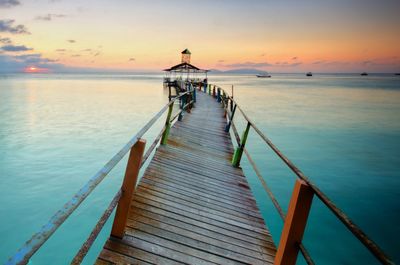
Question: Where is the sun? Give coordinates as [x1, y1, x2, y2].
[24, 66, 49, 73]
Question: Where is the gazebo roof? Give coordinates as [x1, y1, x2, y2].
[181, 49, 191, 54]
[163, 62, 209, 73]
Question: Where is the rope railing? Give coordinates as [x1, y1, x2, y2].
[231, 120, 315, 265]
[7, 90, 194, 265]
[208, 84, 394, 265]
[71, 122, 171, 264]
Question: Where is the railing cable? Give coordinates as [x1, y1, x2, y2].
[217, 85, 393, 265]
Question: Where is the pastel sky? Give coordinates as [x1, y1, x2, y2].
[0, 0, 399, 73]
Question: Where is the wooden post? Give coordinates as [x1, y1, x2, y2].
[274, 179, 314, 265]
[187, 93, 192, 113]
[225, 103, 237, 132]
[213, 87, 216, 97]
[232, 122, 250, 167]
[193, 84, 197, 103]
[161, 103, 174, 145]
[217, 88, 221, 102]
[208, 84, 211, 95]
[111, 139, 146, 238]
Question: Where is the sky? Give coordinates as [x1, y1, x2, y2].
[0, 0, 399, 73]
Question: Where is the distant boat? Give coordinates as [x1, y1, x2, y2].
[361, 72, 368, 76]
[256, 73, 271, 78]
[306, 72, 312, 77]
[395, 73, 400, 76]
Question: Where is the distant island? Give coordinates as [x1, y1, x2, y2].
[210, 68, 269, 75]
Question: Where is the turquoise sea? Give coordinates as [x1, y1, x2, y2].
[0, 73, 399, 264]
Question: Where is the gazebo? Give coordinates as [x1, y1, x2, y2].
[163, 49, 209, 100]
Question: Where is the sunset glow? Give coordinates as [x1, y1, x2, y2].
[23, 66, 48, 73]
[1, 0, 399, 73]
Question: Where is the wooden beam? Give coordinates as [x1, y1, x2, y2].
[232, 122, 251, 167]
[161, 104, 174, 145]
[274, 179, 314, 265]
[111, 139, 146, 238]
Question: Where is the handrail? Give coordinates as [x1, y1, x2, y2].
[231, 120, 315, 265]
[211, 84, 394, 265]
[71, 190, 122, 264]
[7, 91, 192, 265]
[72, 123, 168, 264]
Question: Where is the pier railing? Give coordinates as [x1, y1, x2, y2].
[8, 81, 394, 265]
[203, 83, 394, 265]
[7, 90, 195, 265]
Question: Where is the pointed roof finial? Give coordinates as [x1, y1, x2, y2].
[181, 49, 191, 54]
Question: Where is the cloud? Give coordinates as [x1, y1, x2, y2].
[217, 59, 225, 63]
[0, 0, 20, 8]
[0, 19, 30, 34]
[67, 39, 76, 43]
[312, 60, 325, 65]
[129, 57, 135, 61]
[0, 53, 65, 72]
[311, 60, 350, 66]
[81, 48, 92, 52]
[362, 60, 374, 66]
[0, 36, 12, 44]
[14, 53, 57, 64]
[292, 57, 298, 60]
[1, 44, 32, 52]
[55, 48, 66, 52]
[71, 54, 80, 57]
[94, 52, 100, 56]
[223, 61, 302, 68]
[260, 53, 266, 57]
[35, 14, 66, 21]
[224, 61, 272, 68]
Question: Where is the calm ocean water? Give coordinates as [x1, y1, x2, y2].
[0, 73, 399, 264]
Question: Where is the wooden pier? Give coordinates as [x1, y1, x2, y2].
[8, 81, 394, 265]
[96, 91, 276, 264]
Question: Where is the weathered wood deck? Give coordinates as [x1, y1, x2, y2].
[96, 92, 277, 264]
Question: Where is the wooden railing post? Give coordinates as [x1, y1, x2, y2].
[232, 122, 250, 167]
[274, 179, 314, 265]
[208, 84, 211, 95]
[111, 139, 146, 238]
[213, 86, 216, 97]
[178, 94, 184, 121]
[225, 103, 237, 132]
[192, 84, 197, 103]
[217, 88, 221, 102]
[187, 92, 192, 113]
[161, 103, 174, 145]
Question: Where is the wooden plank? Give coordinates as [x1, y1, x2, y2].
[104, 239, 183, 265]
[126, 220, 271, 265]
[98, 248, 152, 265]
[129, 206, 276, 252]
[96, 91, 276, 264]
[131, 198, 272, 243]
[145, 164, 255, 200]
[125, 230, 242, 265]
[139, 179, 262, 216]
[144, 167, 257, 206]
[138, 185, 265, 225]
[133, 191, 269, 233]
